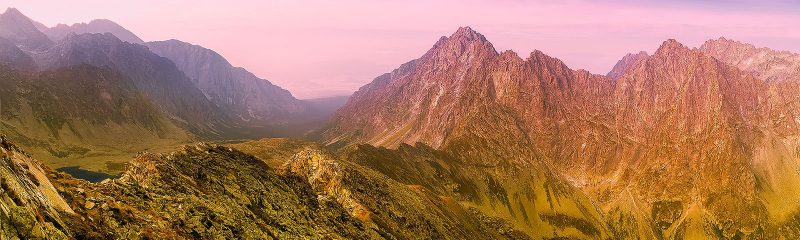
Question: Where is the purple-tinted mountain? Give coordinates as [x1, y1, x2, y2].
[0, 38, 36, 69]
[0, 8, 52, 50]
[144, 40, 307, 123]
[0, 9, 224, 136]
[43, 19, 144, 44]
[32, 33, 226, 136]
[0, 8, 348, 140]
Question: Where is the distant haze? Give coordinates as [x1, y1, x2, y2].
[4, 0, 799, 98]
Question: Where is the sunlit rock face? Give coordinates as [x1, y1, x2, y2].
[322, 27, 800, 238]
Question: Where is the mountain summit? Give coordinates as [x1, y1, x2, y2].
[321, 27, 620, 238]
[700, 37, 800, 83]
[44, 19, 144, 43]
[0, 8, 52, 50]
[607, 51, 648, 79]
[323, 27, 613, 155]
[426, 26, 498, 63]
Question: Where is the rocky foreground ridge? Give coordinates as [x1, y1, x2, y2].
[0, 135, 547, 239]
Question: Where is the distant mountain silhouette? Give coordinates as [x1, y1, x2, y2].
[144, 40, 307, 124]
[0, 8, 53, 50]
[44, 18, 145, 43]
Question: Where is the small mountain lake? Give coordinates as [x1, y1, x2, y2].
[56, 166, 117, 183]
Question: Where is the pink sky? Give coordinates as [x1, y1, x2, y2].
[4, 0, 800, 98]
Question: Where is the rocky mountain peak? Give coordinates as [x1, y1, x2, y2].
[654, 39, 691, 57]
[528, 49, 568, 67]
[0, 7, 52, 50]
[0, 7, 45, 32]
[700, 37, 800, 83]
[628, 51, 649, 58]
[2, 8, 28, 20]
[53, 32, 128, 52]
[0, 8, 37, 31]
[451, 26, 485, 42]
[88, 19, 117, 25]
[43, 18, 144, 44]
[701, 37, 756, 53]
[607, 51, 649, 79]
[425, 26, 498, 61]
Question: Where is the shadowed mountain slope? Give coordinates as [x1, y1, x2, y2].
[0, 65, 191, 172]
[34, 33, 227, 136]
[144, 40, 308, 125]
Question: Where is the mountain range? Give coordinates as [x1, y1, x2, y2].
[0, 8, 345, 173]
[0, 6, 799, 239]
[319, 27, 800, 238]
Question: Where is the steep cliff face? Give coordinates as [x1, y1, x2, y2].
[558, 39, 800, 238]
[144, 40, 308, 124]
[583, 39, 775, 239]
[699, 37, 800, 238]
[0, 136, 73, 239]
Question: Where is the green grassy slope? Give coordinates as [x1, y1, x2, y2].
[0, 65, 192, 174]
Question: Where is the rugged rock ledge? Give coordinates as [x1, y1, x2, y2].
[0, 135, 535, 239]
